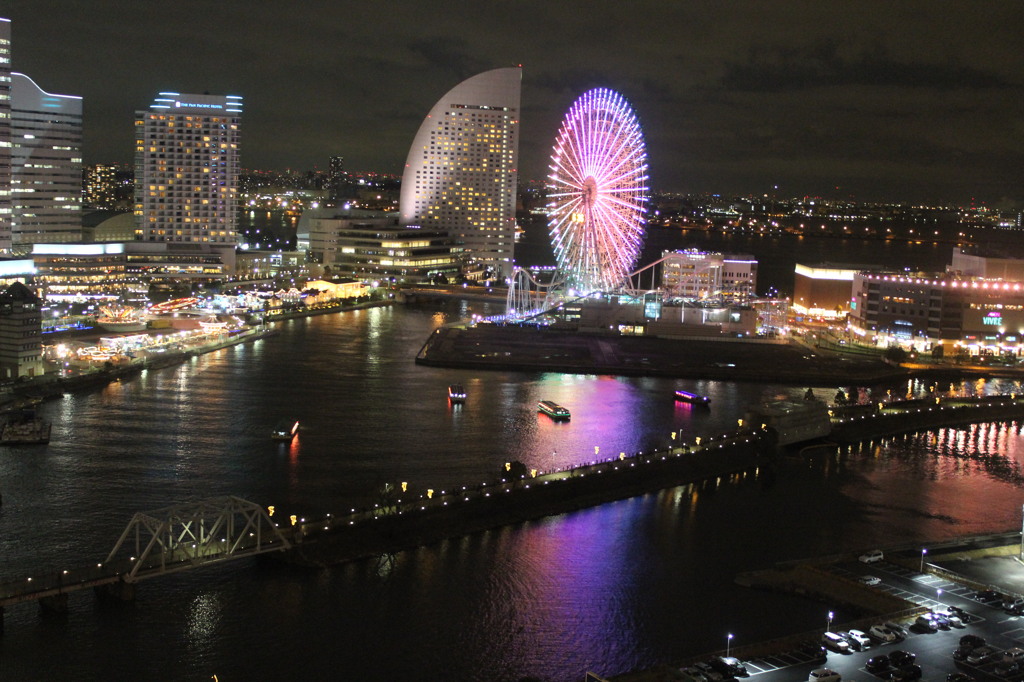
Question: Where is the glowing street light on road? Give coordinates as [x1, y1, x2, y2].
[920, 548, 928, 572]
[726, 633, 733, 657]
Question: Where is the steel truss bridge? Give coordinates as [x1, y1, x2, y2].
[0, 496, 289, 613]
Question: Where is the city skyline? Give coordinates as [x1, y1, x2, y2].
[1, 1, 1021, 206]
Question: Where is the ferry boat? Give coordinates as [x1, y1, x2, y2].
[447, 384, 466, 403]
[271, 419, 300, 441]
[674, 389, 711, 406]
[537, 400, 570, 420]
[1, 410, 51, 445]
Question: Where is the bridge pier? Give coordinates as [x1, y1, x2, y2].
[39, 592, 68, 614]
[95, 579, 136, 602]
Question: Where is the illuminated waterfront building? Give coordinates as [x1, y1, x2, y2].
[301, 207, 460, 283]
[399, 67, 520, 279]
[661, 249, 756, 301]
[134, 92, 241, 247]
[10, 72, 82, 246]
[792, 262, 880, 318]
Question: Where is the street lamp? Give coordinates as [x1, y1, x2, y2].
[937, 588, 943, 606]
[920, 548, 928, 572]
[826, 610, 833, 633]
[726, 633, 734, 658]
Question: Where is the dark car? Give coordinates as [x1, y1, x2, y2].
[1002, 597, 1024, 611]
[884, 621, 909, 641]
[947, 674, 974, 682]
[891, 664, 923, 682]
[960, 634, 986, 649]
[954, 645, 979, 661]
[708, 656, 747, 678]
[866, 654, 891, 673]
[966, 645, 1000, 665]
[994, 660, 1021, 678]
[1007, 602, 1024, 615]
[973, 589, 1002, 603]
[798, 641, 828, 662]
[889, 650, 916, 668]
[932, 612, 952, 629]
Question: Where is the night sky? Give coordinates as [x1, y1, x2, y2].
[4, 1, 1022, 205]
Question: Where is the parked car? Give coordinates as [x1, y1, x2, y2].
[888, 650, 916, 668]
[937, 610, 965, 628]
[966, 645, 1000, 665]
[865, 654, 891, 673]
[1002, 647, 1024, 663]
[947, 674, 974, 682]
[1002, 597, 1024, 611]
[1007, 602, 1024, 616]
[859, 575, 881, 586]
[808, 668, 841, 682]
[822, 632, 851, 654]
[993, 660, 1021, 678]
[691, 661, 724, 681]
[708, 656, 747, 678]
[931, 612, 952, 629]
[891, 664, 923, 681]
[797, 641, 828, 662]
[973, 589, 1002, 603]
[884, 621, 909, 641]
[859, 549, 884, 563]
[844, 629, 871, 651]
[913, 613, 938, 632]
[960, 634, 986, 649]
[953, 645, 975, 662]
[869, 625, 897, 643]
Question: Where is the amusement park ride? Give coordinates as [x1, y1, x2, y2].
[506, 87, 651, 321]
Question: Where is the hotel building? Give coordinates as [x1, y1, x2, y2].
[9, 72, 82, 246]
[0, 18, 13, 253]
[399, 67, 520, 279]
[134, 92, 241, 247]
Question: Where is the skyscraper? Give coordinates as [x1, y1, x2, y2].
[134, 92, 241, 245]
[84, 163, 118, 209]
[10, 72, 82, 246]
[399, 67, 520, 279]
[0, 18, 13, 253]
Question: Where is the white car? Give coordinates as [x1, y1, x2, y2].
[868, 624, 897, 643]
[845, 629, 872, 650]
[859, 575, 881, 586]
[859, 549, 884, 563]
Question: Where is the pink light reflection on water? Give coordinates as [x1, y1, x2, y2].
[842, 421, 1024, 543]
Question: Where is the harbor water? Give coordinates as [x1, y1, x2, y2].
[2, 301, 1024, 681]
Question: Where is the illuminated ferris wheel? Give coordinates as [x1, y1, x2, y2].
[547, 88, 649, 293]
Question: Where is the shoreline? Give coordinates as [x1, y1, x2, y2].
[0, 297, 394, 412]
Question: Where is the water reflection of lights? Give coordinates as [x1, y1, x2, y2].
[186, 593, 222, 646]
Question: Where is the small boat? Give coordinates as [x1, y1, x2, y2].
[674, 390, 711, 406]
[448, 384, 466, 403]
[538, 400, 570, 420]
[271, 419, 300, 441]
[1, 410, 51, 445]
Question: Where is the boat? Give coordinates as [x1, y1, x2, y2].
[271, 419, 300, 441]
[1, 410, 51, 445]
[448, 384, 466, 403]
[537, 400, 570, 420]
[674, 389, 711, 406]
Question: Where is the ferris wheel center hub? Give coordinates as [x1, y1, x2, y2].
[582, 176, 598, 208]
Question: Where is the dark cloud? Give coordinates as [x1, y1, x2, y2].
[720, 40, 1010, 92]
[2, 0, 1022, 203]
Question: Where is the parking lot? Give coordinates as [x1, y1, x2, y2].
[700, 553, 1024, 682]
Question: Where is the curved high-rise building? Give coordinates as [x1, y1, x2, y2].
[399, 67, 520, 279]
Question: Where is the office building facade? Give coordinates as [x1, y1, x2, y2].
[10, 72, 82, 246]
[399, 67, 520, 279]
[134, 92, 241, 246]
[0, 18, 12, 253]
